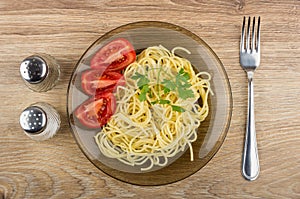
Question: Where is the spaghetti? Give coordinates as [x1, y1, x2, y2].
[94, 45, 212, 171]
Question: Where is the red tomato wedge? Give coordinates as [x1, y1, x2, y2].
[81, 69, 125, 96]
[90, 38, 136, 71]
[74, 92, 116, 129]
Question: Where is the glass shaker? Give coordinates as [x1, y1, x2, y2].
[20, 53, 60, 92]
[19, 102, 61, 141]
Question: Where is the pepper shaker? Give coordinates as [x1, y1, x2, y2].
[20, 53, 60, 92]
[19, 102, 61, 141]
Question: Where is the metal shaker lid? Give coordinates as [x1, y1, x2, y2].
[19, 106, 47, 134]
[20, 56, 48, 84]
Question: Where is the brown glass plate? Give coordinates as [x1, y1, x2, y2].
[67, 21, 232, 186]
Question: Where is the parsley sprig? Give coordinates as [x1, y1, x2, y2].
[131, 67, 194, 112]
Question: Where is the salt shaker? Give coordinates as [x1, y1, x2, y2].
[20, 53, 60, 92]
[19, 102, 61, 141]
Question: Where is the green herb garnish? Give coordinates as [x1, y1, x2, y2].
[132, 72, 150, 101]
[132, 67, 194, 112]
[171, 105, 186, 113]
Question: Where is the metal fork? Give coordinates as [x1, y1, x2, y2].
[240, 16, 261, 181]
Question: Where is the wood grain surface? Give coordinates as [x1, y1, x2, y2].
[0, 0, 299, 198]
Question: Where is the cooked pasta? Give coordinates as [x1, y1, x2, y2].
[94, 45, 212, 171]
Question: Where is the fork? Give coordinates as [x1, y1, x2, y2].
[240, 16, 261, 181]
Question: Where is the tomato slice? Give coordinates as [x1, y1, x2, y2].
[90, 38, 136, 71]
[81, 69, 125, 96]
[74, 92, 116, 129]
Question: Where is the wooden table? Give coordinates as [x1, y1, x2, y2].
[0, 1, 299, 198]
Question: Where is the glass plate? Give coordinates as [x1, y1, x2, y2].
[67, 21, 232, 185]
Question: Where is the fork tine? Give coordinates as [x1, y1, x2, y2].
[240, 16, 246, 51]
[246, 16, 251, 51]
[251, 17, 256, 52]
[256, 16, 261, 51]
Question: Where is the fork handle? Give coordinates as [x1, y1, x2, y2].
[242, 71, 260, 181]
